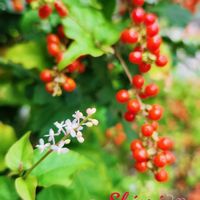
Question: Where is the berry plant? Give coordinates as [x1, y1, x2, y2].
[0, 0, 199, 199]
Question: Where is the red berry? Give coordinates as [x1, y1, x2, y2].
[54, 1, 68, 17]
[141, 123, 154, 137]
[129, 51, 143, 65]
[67, 60, 81, 73]
[148, 104, 163, 120]
[144, 13, 157, 25]
[38, 4, 52, 19]
[120, 29, 139, 44]
[124, 111, 135, 122]
[146, 23, 159, 37]
[154, 169, 168, 182]
[132, 148, 148, 162]
[40, 69, 53, 82]
[47, 43, 61, 57]
[164, 151, 176, 165]
[62, 78, 76, 92]
[152, 121, 159, 131]
[156, 55, 168, 67]
[132, 75, 144, 89]
[132, 0, 144, 6]
[153, 153, 167, 167]
[139, 92, 148, 99]
[135, 161, 147, 172]
[138, 62, 151, 73]
[57, 25, 65, 39]
[147, 35, 162, 52]
[127, 99, 141, 114]
[47, 34, 60, 45]
[56, 52, 64, 63]
[130, 139, 143, 151]
[116, 89, 129, 103]
[157, 137, 174, 150]
[144, 83, 159, 97]
[45, 82, 54, 94]
[131, 8, 145, 24]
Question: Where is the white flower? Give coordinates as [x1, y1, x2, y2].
[89, 119, 99, 126]
[72, 111, 84, 123]
[51, 141, 69, 154]
[36, 139, 50, 153]
[84, 122, 93, 127]
[45, 128, 59, 144]
[76, 132, 84, 143]
[54, 121, 66, 135]
[65, 119, 78, 137]
[86, 108, 96, 115]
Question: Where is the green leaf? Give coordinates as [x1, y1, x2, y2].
[15, 176, 37, 200]
[5, 132, 33, 172]
[31, 150, 92, 187]
[0, 176, 18, 200]
[58, 0, 120, 69]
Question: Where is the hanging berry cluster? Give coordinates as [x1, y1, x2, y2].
[27, 0, 86, 96]
[115, 0, 175, 182]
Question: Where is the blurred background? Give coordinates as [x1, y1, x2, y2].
[0, 0, 200, 199]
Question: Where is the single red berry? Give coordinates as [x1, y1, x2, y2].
[67, 60, 81, 73]
[47, 34, 60, 45]
[54, 1, 68, 17]
[132, 0, 144, 6]
[129, 51, 143, 65]
[138, 62, 151, 73]
[38, 4, 52, 19]
[139, 92, 148, 99]
[134, 46, 143, 52]
[130, 139, 143, 151]
[134, 161, 147, 172]
[157, 137, 174, 150]
[151, 48, 160, 56]
[45, 82, 54, 94]
[132, 75, 144, 89]
[153, 153, 167, 167]
[156, 55, 168, 67]
[131, 8, 145, 24]
[62, 78, 76, 92]
[132, 148, 148, 162]
[152, 121, 159, 131]
[116, 89, 130, 103]
[144, 83, 159, 97]
[141, 123, 154, 137]
[40, 69, 53, 82]
[164, 151, 176, 165]
[124, 111, 135, 122]
[144, 13, 157, 25]
[57, 25, 65, 39]
[147, 35, 162, 52]
[56, 52, 64, 63]
[120, 29, 139, 44]
[148, 104, 163, 120]
[154, 169, 168, 182]
[127, 99, 141, 114]
[146, 23, 159, 37]
[78, 63, 85, 73]
[47, 43, 61, 57]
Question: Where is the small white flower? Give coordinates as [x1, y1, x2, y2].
[65, 139, 71, 144]
[72, 111, 84, 123]
[36, 139, 50, 153]
[65, 119, 78, 137]
[89, 119, 99, 126]
[51, 141, 69, 154]
[86, 108, 96, 115]
[76, 132, 84, 143]
[54, 121, 66, 135]
[84, 122, 93, 127]
[45, 129, 59, 144]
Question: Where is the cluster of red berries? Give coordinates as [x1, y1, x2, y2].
[26, 0, 68, 19]
[116, 0, 175, 182]
[121, 0, 168, 73]
[105, 123, 127, 146]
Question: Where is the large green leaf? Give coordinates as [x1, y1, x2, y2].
[0, 177, 18, 200]
[58, 0, 120, 69]
[5, 132, 33, 172]
[15, 176, 37, 200]
[31, 150, 92, 187]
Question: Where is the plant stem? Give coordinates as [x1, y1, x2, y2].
[23, 115, 91, 179]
